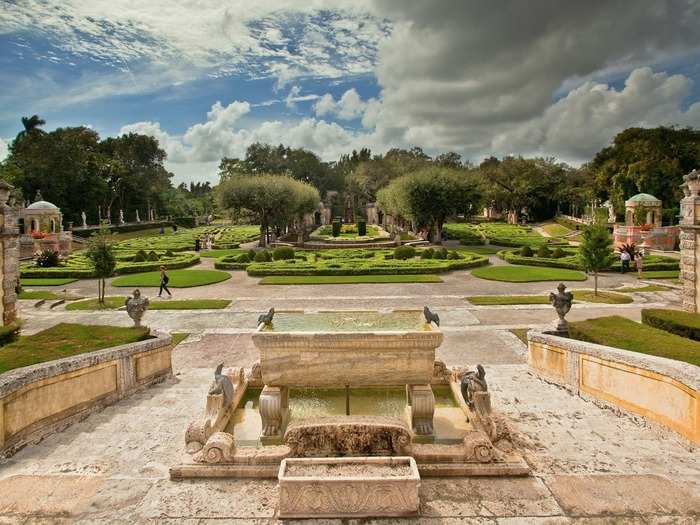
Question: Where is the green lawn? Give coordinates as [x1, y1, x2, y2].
[509, 328, 530, 345]
[171, 333, 190, 346]
[570, 290, 633, 304]
[457, 245, 503, 255]
[0, 323, 151, 374]
[21, 277, 78, 286]
[259, 274, 444, 285]
[616, 285, 670, 293]
[199, 249, 245, 258]
[569, 316, 700, 366]
[541, 222, 571, 237]
[470, 264, 587, 282]
[18, 290, 61, 300]
[111, 269, 231, 288]
[66, 297, 231, 310]
[639, 270, 680, 280]
[467, 295, 550, 305]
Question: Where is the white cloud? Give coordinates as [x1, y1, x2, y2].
[285, 86, 320, 109]
[313, 88, 369, 121]
[0, 138, 8, 161]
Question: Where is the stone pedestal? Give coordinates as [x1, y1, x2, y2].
[259, 385, 288, 440]
[0, 182, 19, 326]
[408, 384, 435, 436]
[680, 171, 700, 312]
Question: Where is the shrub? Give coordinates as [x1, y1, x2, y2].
[433, 248, 448, 260]
[642, 309, 700, 341]
[421, 248, 435, 259]
[133, 250, 147, 262]
[273, 246, 295, 260]
[147, 251, 160, 262]
[520, 245, 533, 257]
[332, 221, 342, 237]
[394, 245, 416, 260]
[551, 247, 565, 259]
[384, 253, 394, 260]
[174, 217, 196, 228]
[165, 249, 175, 257]
[536, 244, 552, 258]
[35, 249, 59, 268]
[447, 250, 461, 260]
[248, 249, 256, 260]
[0, 322, 21, 346]
[254, 250, 272, 263]
[236, 253, 251, 263]
[357, 220, 367, 237]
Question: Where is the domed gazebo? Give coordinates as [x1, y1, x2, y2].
[19, 191, 72, 259]
[624, 193, 662, 228]
[614, 192, 678, 252]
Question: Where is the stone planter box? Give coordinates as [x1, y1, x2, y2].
[278, 456, 420, 518]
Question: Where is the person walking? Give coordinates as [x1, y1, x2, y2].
[620, 249, 631, 273]
[636, 252, 644, 278]
[158, 265, 172, 298]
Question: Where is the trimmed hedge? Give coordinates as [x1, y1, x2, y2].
[642, 308, 700, 341]
[0, 322, 21, 346]
[499, 248, 679, 272]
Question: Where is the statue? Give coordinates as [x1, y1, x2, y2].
[81, 211, 87, 228]
[208, 363, 234, 408]
[258, 307, 275, 326]
[423, 306, 440, 326]
[119, 209, 125, 224]
[136, 210, 140, 223]
[34, 190, 42, 202]
[125, 289, 149, 328]
[549, 283, 573, 333]
[460, 364, 487, 410]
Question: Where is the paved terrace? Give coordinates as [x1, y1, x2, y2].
[1, 264, 697, 522]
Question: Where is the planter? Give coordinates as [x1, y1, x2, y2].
[278, 456, 420, 518]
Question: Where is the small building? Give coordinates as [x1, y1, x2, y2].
[613, 192, 678, 252]
[19, 191, 72, 259]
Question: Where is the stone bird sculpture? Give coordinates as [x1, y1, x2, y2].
[423, 306, 440, 326]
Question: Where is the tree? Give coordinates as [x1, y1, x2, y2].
[578, 225, 615, 295]
[377, 167, 481, 243]
[18, 115, 46, 138]
[217, 174, 320, 246]
[86, 227, 117, 306]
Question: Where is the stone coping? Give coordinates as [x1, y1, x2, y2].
[0, 330, 172, 397]
[528, 330, 700, 392]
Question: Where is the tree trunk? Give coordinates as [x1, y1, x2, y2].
[594, 271, 598, 296]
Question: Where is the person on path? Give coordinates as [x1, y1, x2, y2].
[620, 250, 631, 273]
[158, 265, 172, 298]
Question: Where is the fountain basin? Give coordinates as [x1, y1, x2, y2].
[278, 456, 420, 518]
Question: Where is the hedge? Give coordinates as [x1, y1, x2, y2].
[71, 220, 172, 238]
[554, 216, 587, 232]
[642, 308, 700, 341]
[499, 248, 679, 272]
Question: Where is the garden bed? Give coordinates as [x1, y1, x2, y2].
[111, 269, 231, 288]
[259, 275, 443, 285]
[642, 308, 700, 341]
[443, 222, 569, 247]
[499, 247, 679, 272]
[470, 264, 587, 282]
[309, 224, 390, 243]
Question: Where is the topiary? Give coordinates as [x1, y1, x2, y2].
[357, 220, 367, 237]
[394, 245, 416, 260]
[147, 251, 160, 262]
[537, 244, 552, 258]
[447, 250, 461, 260]
[433, 248, 448, 260]
[332, 220, 342, 237]
[420, 248, 434, 259]
[165, 249, 175, 257]
[35, 249, 59, 268]
[520, 245, 533, 257]
[273, 246, 295, 260]
[248, 249, 256, 260]
[254, 250, 272, 262]
[235, 253, 251, 263]
[551, 247, 565, 259]
[134, 249, 147, 262]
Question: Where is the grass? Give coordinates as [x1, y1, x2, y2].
[0, 323, 151, 374]
[541, 222, 571, 237]
[569, 316, 700, 367]
[470, 264, 587, 282]
[467, 295, 550, 305]
[171, 333, 190, 346]
[199, 249, 245, 258]
[509, 328, 530, 345]
[616, 285, 670, 293]
[111, 269, 231, 288]
[639, 270, 680, 280]
[570, 290, 633, 304]
[21, 277, 78, 286]
[259, 274, 444, 285]
[457, 245, 503, 255]
[66, 297, 231, 310]
[18, 290, 61, 300]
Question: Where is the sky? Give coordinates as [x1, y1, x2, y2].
[1, 0, 700, 184]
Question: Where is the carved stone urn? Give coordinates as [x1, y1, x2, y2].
[125, 289, 149, 328]
[549, 283, 573, 334]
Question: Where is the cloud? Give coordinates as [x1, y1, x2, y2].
[0, 138, 8, 161]
[366, 0, 700, 160]
[285, 86, 320, 109]
[313, 88, 371, 121]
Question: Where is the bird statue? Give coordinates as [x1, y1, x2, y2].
[423, 306, 440, 326]
[208, 363, 234, 407]
[257, 307, 275, 326]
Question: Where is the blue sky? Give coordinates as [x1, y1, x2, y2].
[1, 1, 700, 183]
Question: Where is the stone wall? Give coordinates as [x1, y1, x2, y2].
[0, 332, 173, 458]
[0, 184, 19, 325]
[527, 330, 699, 445]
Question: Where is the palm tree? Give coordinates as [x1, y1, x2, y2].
[18, 115, 46, 138]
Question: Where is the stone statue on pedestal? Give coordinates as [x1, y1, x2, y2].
[81, 211, 87, 228]
[125, 289, 149, 328]
[119, 209, 124, 224]
[136, 210, 140, 223]
[549, 283, 573, 333]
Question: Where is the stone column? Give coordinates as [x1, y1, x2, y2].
[259, 385, 288, 441]
[409, 384, 435, 436]
[680, 169, 700, 312]
[0, 182, 19, 325]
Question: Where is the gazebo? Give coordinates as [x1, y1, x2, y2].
[624, 193, 662, 228]
[613, 192, 678, 252]
[19, 191, 72, 259]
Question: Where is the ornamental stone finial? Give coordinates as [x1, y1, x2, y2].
[125, 289, 149, 328]
[549, 283, 573, 334]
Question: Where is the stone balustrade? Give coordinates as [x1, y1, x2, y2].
[527, 330, 699, 445]
[0, 331, 173, 458]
